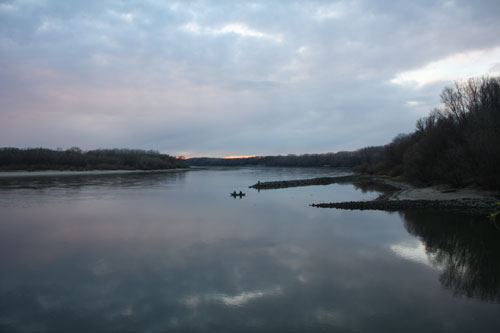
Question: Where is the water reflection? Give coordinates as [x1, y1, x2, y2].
[0, 168, 499, 332]
[351, 180, 399, 195]
[0, 170, 187, 191]
[400, 210, 500, 302]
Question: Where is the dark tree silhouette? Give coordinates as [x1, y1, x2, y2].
[375, 76, 500, 190]
[0, 148, 188, 171]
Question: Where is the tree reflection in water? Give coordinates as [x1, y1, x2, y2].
[400, 210, 500, 302]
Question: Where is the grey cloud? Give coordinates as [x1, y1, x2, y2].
[1, 0, 499, 155]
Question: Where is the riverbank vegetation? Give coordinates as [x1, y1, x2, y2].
[371, 76, 499, 189]
[0, 148, 188, 171]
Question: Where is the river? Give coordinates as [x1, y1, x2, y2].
[0, 167, 499, 332]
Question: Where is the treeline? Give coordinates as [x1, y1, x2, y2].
[0, 148, 188, 171]
[371, 76, 500, 189]
[189, 76, 500, 190]
[188, 147, 383, 169]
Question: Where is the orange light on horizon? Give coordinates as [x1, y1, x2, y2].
[223, 155, 259, 159]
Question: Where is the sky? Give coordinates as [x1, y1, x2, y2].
[1, 0, 499, 157]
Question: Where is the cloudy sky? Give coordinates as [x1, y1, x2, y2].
[1, 0, 499, 157]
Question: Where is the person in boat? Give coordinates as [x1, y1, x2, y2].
[239, 191, 244, 196]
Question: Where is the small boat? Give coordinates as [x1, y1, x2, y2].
[230, 191, 246, 197]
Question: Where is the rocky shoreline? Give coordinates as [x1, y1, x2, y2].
[311, 198, 497, 214]
[249, 175, 375, 189]
[250, 174, 499, 213]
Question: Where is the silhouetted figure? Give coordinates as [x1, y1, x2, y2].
[230, 191, 245, 199]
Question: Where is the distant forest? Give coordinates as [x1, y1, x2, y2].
[189, 76, 500, 190]
[187, 148, 382, 169]
[0, 148, 188, 171]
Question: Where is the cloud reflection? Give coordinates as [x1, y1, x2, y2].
[182, 287, 282, 308]
[390, 240, 436, 267]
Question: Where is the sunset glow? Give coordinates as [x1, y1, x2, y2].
[223, 155, 260, 159]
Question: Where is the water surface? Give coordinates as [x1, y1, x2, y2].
[0, 168, 499, 332]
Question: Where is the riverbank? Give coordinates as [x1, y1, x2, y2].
[250, 175, 500, 213]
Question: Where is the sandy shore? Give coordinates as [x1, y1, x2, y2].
[372, 177, 499, 202]
[314, 177, 499, 213]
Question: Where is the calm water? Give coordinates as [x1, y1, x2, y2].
[0, 167, 499, 332]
